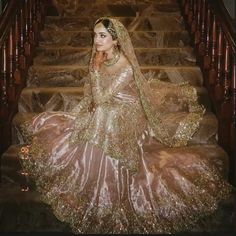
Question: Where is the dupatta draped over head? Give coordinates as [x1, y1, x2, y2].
[89, 17, 205, 147]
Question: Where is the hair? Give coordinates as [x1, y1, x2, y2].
[94, 18, 118, 40]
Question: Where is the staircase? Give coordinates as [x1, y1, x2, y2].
[0, 0, 234, 233]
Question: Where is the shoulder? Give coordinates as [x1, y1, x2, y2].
[119, 54, 131, 66]
[118, 54, 133, 72]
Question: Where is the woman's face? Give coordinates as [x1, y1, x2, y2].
[93, 22, 116, 52]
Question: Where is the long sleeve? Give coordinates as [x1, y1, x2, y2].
[91, 66, 133, 105]
[71, 75, 92, 114]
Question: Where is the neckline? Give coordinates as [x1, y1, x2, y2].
[103, 52, 120, 67]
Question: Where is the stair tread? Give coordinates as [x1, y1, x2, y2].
[20, 85, 208, 94]
[21, 86, 84, 93]
[9, 111, 218, 147]
[38, 46, 192, 50]
[12, 110, 217, 124]
[40, 30, 188, 33]
[0, 133, 224, 171]
[0, 183, 71, 232]
[49, 0, 179, 3]
[45, 1, 180, 17]
[30, 65, 200, 69]
[0, 184, 40, 203]
[0, 179, 233, 233]
[27, 65, 203, 87]
[17, 85, 212, 113]
[45, 15, 182, 19]
[2, 136, 221, 160]
[37, 46, 192, 50]
[33, 47, 196, 67]
[39, 30, 190, 48]
[44, 16, 185, 31]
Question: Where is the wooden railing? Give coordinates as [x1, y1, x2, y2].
[0, 0, 45, 155]
[180, 0, 236, 185]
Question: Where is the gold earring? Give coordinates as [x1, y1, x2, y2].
[113, 44, 119, 56]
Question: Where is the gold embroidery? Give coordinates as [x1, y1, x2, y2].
[17, 17, 233, 234]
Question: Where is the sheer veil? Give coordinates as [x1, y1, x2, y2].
[89, 17, 205, 147]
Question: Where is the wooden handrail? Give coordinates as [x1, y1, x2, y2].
[180, 0, 236, 185]
[0, 0, 45, 155]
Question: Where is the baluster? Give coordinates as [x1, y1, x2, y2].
[0, 0, 46, 155]
[230, 56, 236, 150]
[198, 0, 206, 56]
[203, 3, 211, 69]
[184, 0, 190, 17]
[32, 0, 39, 45]
[8, 26, 15, 103]
[19, 7, 26, 71]
[0, 42, 9, 119]
[214, 26, 223, 104]
[24, 0, 31, 58]
[36, 0, 43, 30]
[209, 14, 217, 86]
[191, 0, 198, 35]
[194, 0, 201, 46]
[187, 0, 194, 25]
[218, 40, 232, 154]
[14, 13, 22, 85]
[222, 40, 231, 103]
[29, 0, 35, 45]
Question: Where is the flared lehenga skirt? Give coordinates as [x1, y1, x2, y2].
[19, 112, 233, 234]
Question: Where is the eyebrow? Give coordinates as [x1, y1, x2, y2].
[94, 31, 107, 34]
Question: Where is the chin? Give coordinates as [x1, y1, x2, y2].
[96, 47, 103, 51]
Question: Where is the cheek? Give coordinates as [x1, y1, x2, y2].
[103, 38, 114, 48]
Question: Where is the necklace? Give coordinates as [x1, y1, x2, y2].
[104, 52, 120, 66]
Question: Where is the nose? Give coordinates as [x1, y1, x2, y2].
[94, 36, 100, 44]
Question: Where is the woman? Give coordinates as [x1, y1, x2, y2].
[19, 17, 233, 234]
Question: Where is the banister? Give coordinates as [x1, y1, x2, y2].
[0, 1, 20, 46]
[180, 0, 236, 186]
[209, 0, 235, 53]
[0, 0, 45, 155]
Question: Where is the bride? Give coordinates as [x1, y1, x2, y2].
[19, 17, 233, 233]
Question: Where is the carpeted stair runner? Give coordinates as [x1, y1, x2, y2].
[0, 0, 235, 233]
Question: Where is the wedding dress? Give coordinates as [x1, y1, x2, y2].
[19, 17, 233, 234]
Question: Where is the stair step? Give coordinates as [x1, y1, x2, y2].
[46, 2, 181, 17]
[45, 16, 185, 32]
[0, 183, 70, 232]
[27, 65, 203, 88]
[0, 179, 234, 233]
[0, 144, 34, 189]
[1, 167, 35, 190]
[1, 144, 23, 170]
[11, 111, 218, 146]
[34, 47, 195, 67]
[39, 30, 190, 48]
[11, 113, 37, 145]
[17, 85, 211, 113]
[49, 0, 179, 4]
[18, 87, 83, 113]
[0, 183, 39, 202]
[1, 139, 227, 190]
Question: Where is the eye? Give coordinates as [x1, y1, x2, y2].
[100, 34, 106, 38]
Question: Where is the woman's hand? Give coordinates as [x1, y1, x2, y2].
[93, 51, 107, 71]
